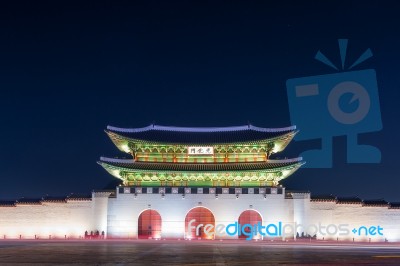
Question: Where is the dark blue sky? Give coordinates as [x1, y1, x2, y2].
[1, 1, 399, 201]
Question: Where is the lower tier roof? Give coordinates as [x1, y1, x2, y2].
[98, 157, 304, 172]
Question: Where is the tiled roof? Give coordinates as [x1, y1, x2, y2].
[310, 194, 336, 202]
[311, 196, 396, 207]
[286, 190, 310, 194]
[336, 197, 363, 204]
[363, 199, 388, 207]
[67, 193, 92, 201]
[16, 198, 42, 205]
[92, 189, 115, 193]
[107, 124, 296, 144]
[0, 194, 93, 206]
[41, 196, 68, 203]
[99, 157, 303, 172]
[0, 201, 16, 207]
[389, 202, 400, 209]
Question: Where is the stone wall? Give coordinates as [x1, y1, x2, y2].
[309, 201, 400, 242]
[0, 200, 93, 239]
[2, 188, 400, 242]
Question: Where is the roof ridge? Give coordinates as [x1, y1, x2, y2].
[107, 124, 296, 133]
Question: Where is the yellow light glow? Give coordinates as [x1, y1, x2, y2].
[120, 144, 131, 153]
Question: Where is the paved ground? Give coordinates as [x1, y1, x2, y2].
[0, 240, 400, 265]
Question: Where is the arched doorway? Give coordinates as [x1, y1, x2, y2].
[185, 207, 215, 239]
[238, 210, 262, 240]
[138, 210, 162, 239]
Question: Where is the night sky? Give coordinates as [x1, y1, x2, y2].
[1, 1, 399, 201]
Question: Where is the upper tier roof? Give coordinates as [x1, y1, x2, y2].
[106, 124, 297, 144]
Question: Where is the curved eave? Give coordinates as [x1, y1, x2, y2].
[106, 130, 132, 153]
[105, 130, 298, 154]
[98, 161, 126, 181]
[98, 160, 304, 185]
[271, 130, 298, 154]
[276, 162, 304, 182]
[98, 160, 304, 177]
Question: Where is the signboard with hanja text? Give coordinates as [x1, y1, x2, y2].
[188, 146, 214, 155]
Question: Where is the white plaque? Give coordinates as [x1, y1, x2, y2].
[188, 146, 214, 155]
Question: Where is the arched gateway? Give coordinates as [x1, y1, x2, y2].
[138, 210, 162, 239]
[185, 207, 215, 239]
[238, 210, 263, 240]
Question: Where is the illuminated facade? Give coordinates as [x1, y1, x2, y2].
[99, 124, 302, 187]
[1, 124, 400, 242]
[99, 124, 303, 239]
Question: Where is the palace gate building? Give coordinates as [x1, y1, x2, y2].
[1, 124, 400, 241]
